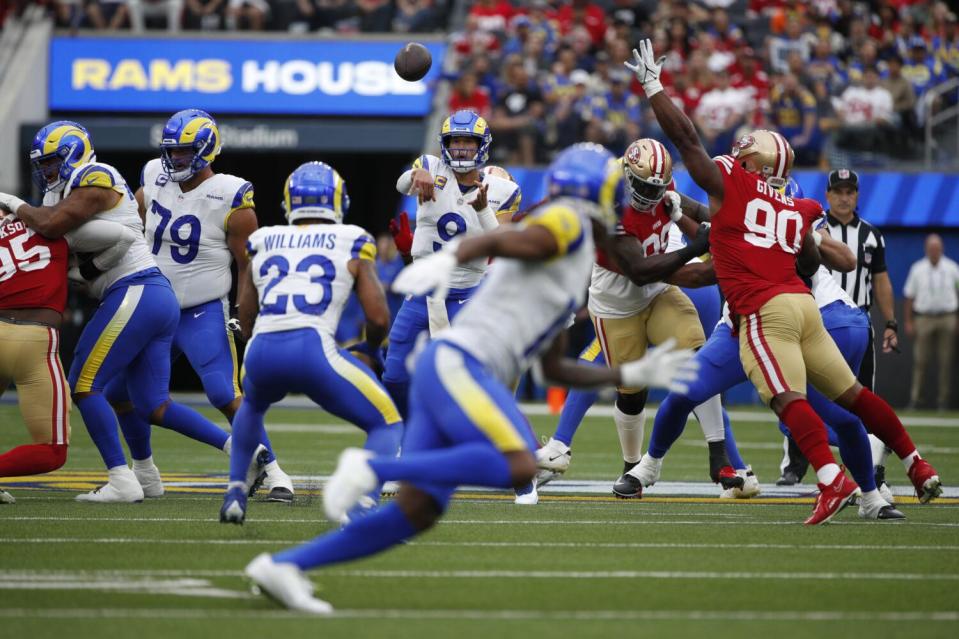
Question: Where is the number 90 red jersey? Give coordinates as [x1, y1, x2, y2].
[0, 216, 69, 313]
[710, 155, 823, 316]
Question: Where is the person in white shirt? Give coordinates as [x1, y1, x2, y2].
[834, 67, 894, 127]
[904, 234, 959, 410]
[693, 65, 748, 156]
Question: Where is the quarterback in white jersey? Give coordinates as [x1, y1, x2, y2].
[382, 110, 521, 419]
[221, 161, 400, 525]
[108, 109, 292, 502]
[240, 144, 697, 614]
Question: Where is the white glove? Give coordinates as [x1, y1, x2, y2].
[619, 338, 700, 394]
[392, 241, 460, 300]
[665, 191, 683, 222]
[0, 192, 27, 215]
[624, 39, 666, 98]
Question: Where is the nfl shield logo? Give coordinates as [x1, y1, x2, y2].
[838, 169, 850, 179]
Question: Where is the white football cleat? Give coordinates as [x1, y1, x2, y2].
[0, 489, 15, 504]
[246, 444, 271, 497]
[720, 467, 762, 499]
[263, 462, 295, 503]
[76, 467, 144, 503]
[514, 481, 539, 505]
[877, 480, 895, 504]
[631, 454, 662, 488]
[132, 459, 164, 498]
[323, 448, 377, 523]
[535, 438, 571, 487]
[245, 553, 333, 615]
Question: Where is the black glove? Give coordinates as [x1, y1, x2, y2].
[681, 222, 711, 259]
[76, 253, 106, 281]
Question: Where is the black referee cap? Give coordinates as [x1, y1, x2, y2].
[827, 168, 859, 191]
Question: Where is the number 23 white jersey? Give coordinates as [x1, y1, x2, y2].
[141, 158, 254, 309]
[404, 155, 521, 289]
[247, 223, 376, 338]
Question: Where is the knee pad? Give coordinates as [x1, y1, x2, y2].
[616, 390, 648, 415]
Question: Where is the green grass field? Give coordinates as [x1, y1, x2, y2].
[1, 401, 958, 639]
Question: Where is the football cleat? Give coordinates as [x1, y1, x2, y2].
[220, 486, 247, 525]
[0, 489, 15, 504]
[777, 437, 809, 485]
[874, 465, 895, 504]
[612, 471, 643, 499]
[133, 461, 164, 498]
[263, 463, 295, 504]
[76, 467, 144, 503]
[246, 445, 271, 497]
[858, 501, 906, 521]
[631, 454, 662, 488]
[804, 469, 860, 525]
[514, 481, 539, 505]
[720, 467, 761, 499]
[245, 553, 333, 615]
[907, 458, 942, 504]
[535, 438, 571, 487]
[712, 465, 745, 491]
[323, 448, 377, 523]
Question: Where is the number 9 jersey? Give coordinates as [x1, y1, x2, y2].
[141, 158, 254, 308]
[246, 223, 376, 338]
[406, 154, 521, 289]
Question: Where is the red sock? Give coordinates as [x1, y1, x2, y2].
[779, 399, 836, 470]
[851, 388, 916, 459]
[0, 443, 68, 476]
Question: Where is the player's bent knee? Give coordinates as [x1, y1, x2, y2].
[616, 390, 648, 415]
[143, 399, 172, 425]
[110, 400, 136, 414]
[47, 443, 68, 471]
[770, 391, 806, 416]
[506, 450, 537, 488]
[833, 382, 864, 410]
[395, 485, 443, 531]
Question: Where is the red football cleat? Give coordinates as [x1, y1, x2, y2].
[805, 470, 861, 526]
[713, 465, 745, 490]
[907, 458, 942, 504]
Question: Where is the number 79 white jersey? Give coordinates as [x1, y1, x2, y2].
[141, 158, 254, 309]
[247, 223, 376, 338]
[403, 154, 521, 289]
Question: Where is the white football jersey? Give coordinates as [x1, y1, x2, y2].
[403, 155, 522, 289]
[441, 198, 594, 386]
[247, 222, 376, 338]
[45, 161, 156, 300]
[141, 158, 254, 309]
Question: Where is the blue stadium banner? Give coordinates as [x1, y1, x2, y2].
[49, 36, 445, 116]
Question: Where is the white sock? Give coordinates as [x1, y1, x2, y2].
[222, 436, 232, 455]
[815, 463, 841, 486]
[868, 434, 886, 468]
[227, 480, 246, 491]
[691, 394, 725, 442]
[860, 488, 887, 510]
[132, 456, 155, 470]
[901, 450, 920, 472]
[614, 405, 646, 464]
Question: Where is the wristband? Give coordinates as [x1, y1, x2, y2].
[642, 81, 663, 98]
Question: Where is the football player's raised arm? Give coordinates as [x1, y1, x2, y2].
[816, 229, 856, 273]
[352, 258, 391, 350]
[16, 186, 120, 238]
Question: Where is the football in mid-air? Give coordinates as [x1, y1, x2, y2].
[394, 42, 432, 82]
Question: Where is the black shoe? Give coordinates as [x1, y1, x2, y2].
[612, 472, 643, 499]
[267, 487, 294, 503]
[876, 505, 906, 520]
[776, 469, 802, 486]
[777, 437, 809, 485]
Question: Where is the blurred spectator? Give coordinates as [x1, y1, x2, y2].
[883, 53, 919, 150]
[832, 66, 894, 154]
[768, 72, 820, 166]
[285, 0, 350, 32]
[769, 16, 809, 73]
[490, 56, 545, 165]
[85, 1, 132, 29]
[225, 0, 266, 30]
[903, 234, 959, 411]
[551, 69, 592, 149]
[903, 37, 945, 104]
[706, 7, 744, 51]
[933, 14, 959, 78]
[583, 70, 640, 156]
[393, 0, 438, 33]
[376, 233, 406, 322]
[469, 0, 513, 34]
[806, 37, 843, 91]
[694, 64, 749, 157]
[341, 0, 393, 32]
[845, 40, 885, 86]
[453, 14, 501, 61]
[128, 0, 182, 31]
[502, 15, 534, 57]
[554, 0, 606, 47]
[448, 71, 491, 120]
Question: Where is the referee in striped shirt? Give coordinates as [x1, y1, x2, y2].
[777, 168, 900, 486]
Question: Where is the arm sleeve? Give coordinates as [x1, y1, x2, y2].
[476, 206, 499, 231]
[66, 219, 138, 270]
[870, 229, 887, 273]
[396, 170, 414, 195]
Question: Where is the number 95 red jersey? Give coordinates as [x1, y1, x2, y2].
[710, 155, 823, 317]
[0, 216, 69, 313]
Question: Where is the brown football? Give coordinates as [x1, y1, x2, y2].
[394, 42, 432, 82]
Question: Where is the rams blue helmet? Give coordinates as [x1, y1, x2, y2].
[783, 176, 804, 199]
[30, 121, 96, 193]
[438, 110, 492, 173]
[160, 109, 222, 182]
[283, 161, 350, 224]
[546, 143, 624, 228]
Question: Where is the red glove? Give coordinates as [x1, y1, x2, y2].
[389, 211, 413, 256]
